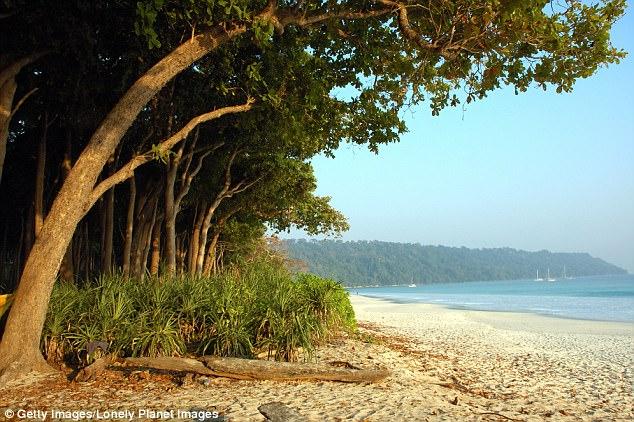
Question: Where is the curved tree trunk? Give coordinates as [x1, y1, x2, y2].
[0, 25, 248, 380]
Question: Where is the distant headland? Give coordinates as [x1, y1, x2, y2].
[282, 239, 627, 287]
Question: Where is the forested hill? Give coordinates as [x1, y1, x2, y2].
[282, 240, 627, 286]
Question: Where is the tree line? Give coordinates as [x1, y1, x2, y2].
[283, 240, 627, 286]
[0, 0, 625, 379]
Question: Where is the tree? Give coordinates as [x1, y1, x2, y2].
[0, 0, 625, 380]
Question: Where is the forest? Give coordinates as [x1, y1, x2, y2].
[284, 240, 628, 286]
[0, 0, 625, 380]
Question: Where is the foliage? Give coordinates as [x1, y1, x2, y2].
[284, 239, 628, 287]
[41, 258, 355, 365]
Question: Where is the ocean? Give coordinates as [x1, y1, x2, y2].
[352, 274, 634, 322]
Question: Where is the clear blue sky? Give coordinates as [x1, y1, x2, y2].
[284, 7, 634, 273]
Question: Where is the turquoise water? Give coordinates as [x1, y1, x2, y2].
[353, 274, 634, 322]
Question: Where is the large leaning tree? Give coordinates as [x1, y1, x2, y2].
[0, 0, 625, 379]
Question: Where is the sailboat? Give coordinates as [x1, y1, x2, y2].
[546, 268, 556, 282]
[534, 269, 544, 281]
[563, 265, 573, 279]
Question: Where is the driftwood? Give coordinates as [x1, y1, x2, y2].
[258, 402, 307, 422]
[123, 356, 389, 383]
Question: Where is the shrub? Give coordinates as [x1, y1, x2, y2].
[42, 258, 356, 365]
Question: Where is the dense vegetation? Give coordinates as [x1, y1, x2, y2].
[42, 256, 355, 364]
[284, 240, 627, 286]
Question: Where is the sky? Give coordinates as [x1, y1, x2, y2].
[283, 6, 634, 273]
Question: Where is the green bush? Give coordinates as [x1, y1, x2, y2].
[42, 258, 356, 365]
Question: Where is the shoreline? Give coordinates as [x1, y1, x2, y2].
[352, 294, 634, 334]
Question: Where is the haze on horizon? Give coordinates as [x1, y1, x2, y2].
[281, 6, 634, 274]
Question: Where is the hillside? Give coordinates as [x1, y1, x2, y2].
[282, 240, 627, 286]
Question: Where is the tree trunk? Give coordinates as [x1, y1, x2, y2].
[23, 204, 34, 263]
[195, 203, 216, 274]
[203, 232, 220, 277]
[130, 188, 149, 279]
[189, 202, 205, 273]
[34, 113, 47, 237]
[0, 73, 17, 185]
[101, 186, 114, 274]
[176, 236, 186, 274]
[0, 26, 248, 379]
[150, 213, 162, 277]
[141, 202, 159, 279]
[164, 157, 179, 275]
[131, 188, 152, 279]
[58, 133, 74, 281]
[122, 176, 136, 277]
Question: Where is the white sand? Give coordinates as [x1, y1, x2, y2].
[2, 296, 633, 421]
[351, 295, 634, 420]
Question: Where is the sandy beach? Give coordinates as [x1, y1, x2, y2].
[2, 295, 633, 421]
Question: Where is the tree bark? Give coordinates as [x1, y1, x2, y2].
[131, 187, 153, 279]
[58, 133, 74, 281]
[121, 176, 136, 277]
[150, 213, 163, 277]
[163, 142, 182, 275]
[203, 232, 220, 277]
[101, 186, 114, 274]
[188, 202, 205, 273]
[33, 114, 47, 237]
[141, 203, 159, 279]
[101, 153, 118, 275]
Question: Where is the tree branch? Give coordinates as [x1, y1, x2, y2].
[86, 99, 253, 212]
[226, 175, 262, 198]
[8, 88, 38, 120]
[377, 0, 440, 53]
[0, 52, 49, 88]
[174, 144, 222, 210]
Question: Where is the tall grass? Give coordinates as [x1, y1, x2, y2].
[42, 258, 355, 365]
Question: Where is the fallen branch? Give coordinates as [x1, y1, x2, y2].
[122, 356, 389, 383]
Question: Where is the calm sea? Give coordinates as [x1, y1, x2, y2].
[353, 274, 634, 322]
